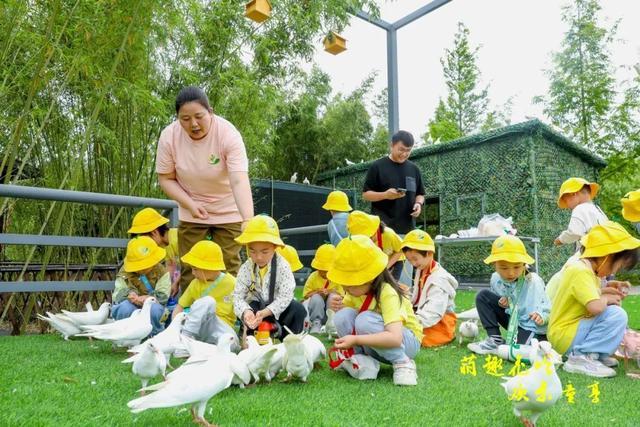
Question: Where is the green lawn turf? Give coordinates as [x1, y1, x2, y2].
[1, 291, 638, 427]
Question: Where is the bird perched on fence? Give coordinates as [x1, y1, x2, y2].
[128, 333, 248, 426]
[122, 341, 167, 395]
[290, 172, 298, 183]
[458, 319, 479, 345]
[302, 177, 310, 185]
[501, 339, 563, 427]
[77, 297, 157, 347]
[36, 312, 82, 341]
[282, 327, 313, 382]
[238, 335, 278, 383]
[128, 312, 187, 364]
[61, 302, 111, 327]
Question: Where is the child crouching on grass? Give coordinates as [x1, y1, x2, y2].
[468, 235, 550, 356]
[330, 235, 422, 386]
[401, 229, 458, 347]
[233, 215, 306, 339]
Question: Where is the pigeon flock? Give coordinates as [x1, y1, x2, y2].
[39, 301, 578, 426]
[40, 302, 333, 426]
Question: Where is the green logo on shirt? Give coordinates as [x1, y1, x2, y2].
[209, 154, 220, 165]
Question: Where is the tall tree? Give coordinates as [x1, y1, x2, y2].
[425, 22, 492, 143]
[535, 0, 617, 153]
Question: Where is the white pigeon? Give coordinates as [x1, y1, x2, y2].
[77, 297, 157, 347]
[302, 177, 310, 185]
[321, 309, 337, 339]
[128, 334, 247, 426]
[501, 339, 563, 427]
[289, 172, 298, 183]
[61, 302, 111, 326]
[282, 328, 313, 382]
[122, 341, 167, 394]
[36, 312, 82, 341]
[267, 342, 286, 380]
[345, 158, 355, 166]
[458, 319, 479, 345]
[302, 334, 326, 365]
[129, 312, 187, 362]
[238, 335, 278, 382]
[178, 334, 251, 388]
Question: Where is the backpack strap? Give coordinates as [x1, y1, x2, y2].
[267, 255, 277, 305]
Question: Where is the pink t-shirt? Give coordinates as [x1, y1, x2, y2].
[156, 115, 249, 225]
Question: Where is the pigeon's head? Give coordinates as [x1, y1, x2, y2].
[218, 333, 238, 352]
[537, 340, 563, 366]
[142, 297, 158, 307]
[147, 341, 162, 356]
[459, 320, 479, 337]
[99, 302, 112, 311]
[173, 311, 188, 325]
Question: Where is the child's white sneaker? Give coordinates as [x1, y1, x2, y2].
[467, 335, 503, 355]
[598, 354, 619, 368]
[563, 353, 616, 378]
[393, 359, 417, 386]
[310, 320, 322, 334]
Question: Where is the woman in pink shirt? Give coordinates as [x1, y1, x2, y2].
[156, 87, 254, 293]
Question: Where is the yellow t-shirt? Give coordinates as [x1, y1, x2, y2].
[303, 271, 344, 299]
[165, 228, 179, 263]
[178, 273, 236, 328]
[548, 261, 601, 354]
[343, 282, 423, 341]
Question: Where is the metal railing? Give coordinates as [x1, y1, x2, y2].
[0, 184, 327, 293]
[0, 184, 179, 293]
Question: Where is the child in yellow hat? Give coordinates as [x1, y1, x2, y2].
[347, 210, 404, 281]
[172, 240, 237, 347]
[232, 215, 306, 339]
[330, 235, 422, 386]
[276, 245, 304, 272]
[302, 244, 344, 333]
[128, 208, 181, 297]
[621, 189, 640, 233]
[549, 221, 639, 378]
[112, 236, 170, 335]
[401, 230, 458, 347]
[467, 235, 550, 356]
[554, 177, 607, 248]
[322, 190, 352, 246]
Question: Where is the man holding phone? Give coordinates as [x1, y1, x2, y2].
[362, 130, 426, 235]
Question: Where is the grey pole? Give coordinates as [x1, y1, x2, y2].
[387, 28, 399, 135]
[352, 1, 453, 137]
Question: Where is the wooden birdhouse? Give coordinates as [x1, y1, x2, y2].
[323, 31, 347, 55]
[245, 0, 272, 23]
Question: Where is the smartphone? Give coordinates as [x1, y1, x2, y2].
[396, 187, 406, 193]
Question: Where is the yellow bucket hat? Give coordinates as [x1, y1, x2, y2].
[401, 229, 435, 252]
[128, 208, 170, 234]
[124, 236, 166, 272]
[181, 240, 226, 271]
[580, 221, 640, 258]
[328, 235, 388, 287]
[311, 243, 336, 271]
[557, 177, 600, 208]
[234, 215, 284, 247]
[621, 190, 640, 222]
[322, 191, 352, 212]
[484, 235, 535, 265]
[347, 211, 380, 237]
[277, 245, 303, 272]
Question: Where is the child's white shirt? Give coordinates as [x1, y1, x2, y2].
[411, 262, 458, 328]
[557, 202, 608, 246]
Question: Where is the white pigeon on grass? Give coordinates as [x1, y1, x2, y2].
[129, 312, 187, 363]
[267, 342, 286, 380]
[36, 312, 82, 341]
[282, 327, 313, 382]
[61, 302, 111, 326]
[321, 309, 337, 339]
[77, 297, 157, 347]
[501, 339, 563, 427]
[128, 333, 248, 426]
[302, 334, 326, 366]
[238, 336, 278, 382]
[122, 341, 167, 394]
[459, 319, 479, 345]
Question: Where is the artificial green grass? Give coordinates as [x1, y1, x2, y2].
[1, 292, 639, 427]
